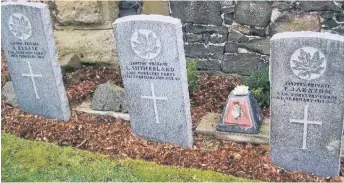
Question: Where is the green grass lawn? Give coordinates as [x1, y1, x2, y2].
[1, 133, 251, 182]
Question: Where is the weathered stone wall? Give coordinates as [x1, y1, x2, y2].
[119, 1, 142, 17]
[46, 1, 120, 65]
[170, 1, 344, 75]
[2, 1, 343, 75]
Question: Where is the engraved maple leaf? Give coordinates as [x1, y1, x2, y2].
[9, 15, 31, 38]
[132, 32, 159, 58]
[292, 49, 325, 79]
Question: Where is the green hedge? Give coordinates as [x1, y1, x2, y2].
[186, 58, 198, 97]
[244, 66, 270, 109]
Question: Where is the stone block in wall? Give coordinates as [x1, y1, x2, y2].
[228, 29, 249, 43]
[208, 34, 227, 44]
[209, 54, 224, 60]
[185, 24, 228, 35]
[336, 12, 344, 22]
[54, 29, 118, 65]
[231, 24, 250, 35]
[235, 1, 272, 27]
[223, 13, 234, 25]
[170, 1, 222, 26]
[101, 1, 120, 24]
[184, 43, 224, 58]
[222, 6, 235, 14]
[54, 1, 119, 27]
[320, 12, 335, 20]
[220, 1, 235, 8]
[262, 55, 270, 63]
[142, 0, 169, 15]
[222, 53, 265, 75]
[332, 26, 344, 35]
[269, 12, 321, 35]
[119, 1, 141, 17]
[119, 8, 138, 17]
[298, 1, 342, 12]
[238, 38, 270, 55]
[322, 19, 339, 29]
[224, 42, 238, 53]
[221, 1, 235, 16]
[249, 26, 266, 37]
[185, 33, 204, 43]
[120, 1, 138, 8]
[271, 8, 282, 23]
[209, 45, 225, 55]
[272, 1, 292, 10]
[195, 58, 222, 71]
[184, 43, 210, 57]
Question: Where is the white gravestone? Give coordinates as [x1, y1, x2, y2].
[270, 32, 344, 177]
[1, 2, 70, 121]
[113, 15, 193, 147]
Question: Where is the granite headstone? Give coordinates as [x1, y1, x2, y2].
[270, 32, 344, 177]
[1, 2, 70, 121]
[113, 15, 193, 147]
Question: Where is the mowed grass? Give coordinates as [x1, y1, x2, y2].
[1, 133, 251, 182]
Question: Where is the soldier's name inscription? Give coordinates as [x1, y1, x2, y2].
[8, 41, 45, 59]
[273, 81, 342, 105]
[123, 61, 179, 81]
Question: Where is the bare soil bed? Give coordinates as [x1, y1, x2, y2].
[1, 53, 343, 182]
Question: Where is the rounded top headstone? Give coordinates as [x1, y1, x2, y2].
[271, 31, 344, 42]
[113, 14, 181, 25]
[1, 2, 48, 8]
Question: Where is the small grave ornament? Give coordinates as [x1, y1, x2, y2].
[217, 85, 263, 134]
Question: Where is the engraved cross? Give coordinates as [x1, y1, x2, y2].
[22, 61, 42, 99]
[290, 105, 322, 150]
[141, 83, 168, 124]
